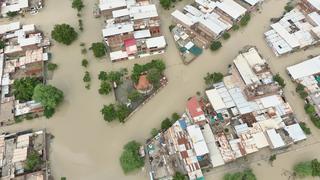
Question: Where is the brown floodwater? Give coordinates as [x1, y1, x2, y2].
[1, 0, 320, 179]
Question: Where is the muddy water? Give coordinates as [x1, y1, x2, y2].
[2, 0, 320, 179]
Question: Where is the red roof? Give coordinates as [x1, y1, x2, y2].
[187, 96, 204, 118]
[134, 75, 151, 91]
[124, 38, 136, 47]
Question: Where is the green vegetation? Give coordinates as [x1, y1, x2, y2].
[169, 25, 175, 31]
[151, 128, 159, 137]
[78, 19, 83, 31]
[204, 72, 224, 86]
[299, 122, 311, 135]
[128, 90, 142, 102]
[224, 169, 256, 180]
[232, 24, 240, 31]
[160, 0, 171, 9]
[7, 11, 18, 18]
[173, 172, 187, 180]
[273, 73, 286, 88]
[0, 40, 5, 49]
[222, 32, 230, 40]
[120, 141, 144, 173]
[99, 81, 112, 95]
[47, 62, 58, 71]
[304, 103, 320, 128]
[296, 83, 308, 99]
[161, 118, 173, 130]
[171, 112, 180, 122]
[51, 24, 78, 45]
[284, 2, 294, 12]
[101, 103, 131, 123]
[91, 42, 106, 58]
[210, 41, 222, 51]
[44, 107, 55, 119]
[240, 13, 251, 26]
[25, 150, 42, 171]
[294, 159, 320, 178]
[33, 84, 64, 111]
[83, 71, 91, 83]
[72, 0, 84, 12]
[61, 178, 67, 180]
[269, 154, 277, 165]
[13, 77, 41, 102]
[81, 59, 88, 67]
[131, 59, 166, 83]
[147, 68, 162, 87]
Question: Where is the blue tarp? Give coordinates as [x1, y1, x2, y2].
[179, 119, 187, 129]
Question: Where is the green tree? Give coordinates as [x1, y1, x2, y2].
[232, 24, 240, 31]
[173, 172, 186, 180]
[273, 73, 286, 88]
[72, 0, 84, 11]
[305, 104, 316, 115]
[210, 41, 222, 51]
[120, 141, 144, 173]
[82, 59, 88, 67]
[98, 71, 108, 81]
[47, 63, 58, 71]
[224, 169, 256, 180]
[33, 84, 64, 109]
[299, 122, 311, 135]
[83, 71, 91, 82]
[91, 42, 106, 58]
[161, 118, 172, 130]
[147, 68, 161, 86]
[204, 72, 223, 86]
[0, 40, 5, 49]
[128, 90, 142, 102]
[51, 24, 78, 45]
[284, 3, 294, 12]
[6, 11, 18, 18]
[13, 77, 41, 102]
[150, 128, 158, 137]
[294, 161, 312, 177]
[25, 150, 42, 171]
[240, 13, 251, 26]
[44, 107, 55, 119]
[101, 104, 117, 122]
[171, 112, 180, 122]
[107, 71, 124, 85]
[269, 154, 277, 165]
[116, 104, 131, 123]
[99, 81, 112, 95]
[160, 0, 171, 9]
[222, 32, 230, 40]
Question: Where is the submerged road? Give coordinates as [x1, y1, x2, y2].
[2, 0, 320, 179]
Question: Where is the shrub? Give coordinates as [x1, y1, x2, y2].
[204, 72, 223, 86]
[91, 42, 106, 58]
[299, 122, 311, 135]
[305, 103, 316, 115]
[160, 0, 171, 9]
[120, 141, 144, 173]
[224, 169, 256, 180]
[210, 41, 222, 51]
[7, 11, 18, 18]
[232, 24, 240, 31]
[284, 3, 294, 12]
[47, 63, 58, 71]
[161, 118, 172, 130]
[151, 128, 159, 137]
[173, 172, 187, 180]
[222, 32, 230, 40]
[83, 71, 91, 82]
[51, 24, 78, 45]
[81, 59, 88, 67]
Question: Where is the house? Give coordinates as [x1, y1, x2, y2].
[186, 97, 207, 124]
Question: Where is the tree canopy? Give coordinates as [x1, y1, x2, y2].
[147, 68, 161, 86]
[173, 172, 187, 180]
[120, 141, 144, 173]
[33, 84, 64, 109]
[273, 73, 286, 88]
[25, 150, 42, 172]
[72, 0, 84, 11]
[99, 81, 112, 95]
[204, 72, 224, 86]
[224, 169, 256, 180]
[160, 0, 171, 9]
[51, 24, 78, 45]
[131, 59, 166, 83]
[101, 104, 117, 122]
[0, 40, 5, 49]
[13, 77, 41, 102]
[91, 42, 106, 58]
[128, 90, 142, 102]
[210, 41, 222, 51]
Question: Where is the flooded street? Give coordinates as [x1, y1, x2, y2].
[1, 0, 320, 179]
